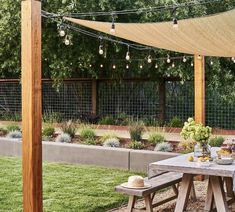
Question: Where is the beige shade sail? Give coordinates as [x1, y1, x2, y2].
[64, 9, 235, 57]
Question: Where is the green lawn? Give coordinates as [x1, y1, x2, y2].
[0, 157, 142, 212]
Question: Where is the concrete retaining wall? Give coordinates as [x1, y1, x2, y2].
[0, 138, 179, 172]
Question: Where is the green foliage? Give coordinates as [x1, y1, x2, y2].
[178, 140, 196, 154]
[55, 133, 71, 143]
[180, 117, 212, 144]
[60, 120, 77, 138]
[43, 111, 63, 123]
[80, 128, 96, 141]
[103, 138, 120, 148]
[148, 133, 165, 145]
[116, 113, 130, 126]
[0, 112, 21, 122]
[6, 130, 22, 139]
[209, 136, 225, 147]
[154, 142, 172, 152]
[129, 141, 144, 150]
[99, 132, 118, 143]
[85, 139, 96, 145]
[42, 126, 55, 137]
[6, 124, 20, 132]
[0, 127, 8, 136]
[129, 122, 144, 141]
[99, 116, 115, 125]
[168, 116, 183, 128]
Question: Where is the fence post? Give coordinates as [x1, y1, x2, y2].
[159, 79, 166, 123]
[194, 54, 205, 124]
[91, 79, 97, 116]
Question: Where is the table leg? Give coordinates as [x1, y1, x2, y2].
[205, 177, 214, 211]
[144, 195, 153, 212]
[210, 176, 228, 212]
[224, 177, 234, 198]
[174, 173, 193, 212]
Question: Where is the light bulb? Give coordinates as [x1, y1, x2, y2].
[191, 62, 194, 67]
[173, 18, 178, 28]
[183, 56, 187, 63]
[64, 35, 70, 46]
[155, 63, 158, 69]
[232, 57, 235, 61]
[89, 64, 92, 68]
[100, 64, 103, 68]
[167, 56, 171, 63]
[126, 64, 129, 69]
[147, 55, 152, 63]
[110, 22, 115, 34]
[99, 45, 104, 55]
[210, 60, 213, 65]
[126, 51, 130, 61]
[112, 64, 116, 69]
[59, 30, 65, 37]
[172, 62, 175, 68]
[140, 64, 143, 69]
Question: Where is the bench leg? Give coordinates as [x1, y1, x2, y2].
[144, 195, 153, 212]
[189, 181, 197, 201]
[127, 195, 136, 212]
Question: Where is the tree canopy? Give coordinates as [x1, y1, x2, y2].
[0, 0, 234, 95]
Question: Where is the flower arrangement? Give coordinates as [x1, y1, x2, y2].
[180, 117, 212, 145]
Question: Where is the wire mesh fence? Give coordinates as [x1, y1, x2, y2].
[0, 79, 234, 129]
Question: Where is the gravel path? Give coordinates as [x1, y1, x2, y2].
[110, 180, 235, 212]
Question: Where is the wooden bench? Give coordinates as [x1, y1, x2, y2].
[115, 172, 183, 212]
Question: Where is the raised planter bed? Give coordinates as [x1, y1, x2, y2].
[0, 138, 179, 172]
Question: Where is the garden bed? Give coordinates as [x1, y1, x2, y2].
[0, 138, 179, 172]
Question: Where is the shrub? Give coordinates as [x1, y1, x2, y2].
[85, 139, 96, 145]
[42, 126, 55, 137]
[129, 122, 144, 141]
[99, 116, 115, 125]
[116, 113, 129, 126]
[99, 132, 118, 143]
[60, 120, 77, 138]
[209, 136, 225, 147]
[80, 128, 96, 141]
[129, 141, 144, 150]
[155, 142, 172, 152]
[168, 116, 183, 128]
[43, 111, 63, 123]
[55, 133, 71, 143]
[103, 138, 120, 148]
[6, 130, 22, 139]
[148, 133, 165, 145]
[6, 124, 20, 132]
[0, 127, 8, 136]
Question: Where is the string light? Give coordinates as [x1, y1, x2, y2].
[126, 64, 129, 69]
[155, 63, 158, 69]
[210, 60, 214, 65]
[99, 45, 104, 55]
[172, 62, 175, 68]
[112, 64, 116, 69]
[100, 64, 103, 68]
[231, 57, 235, 61]
[89, 64, 92, 67]
[167, 55, 171, 63]
[125, 46, 130, 61]
[139, 64, 143, 69]
[183, 56, 187, 62]
[147, 55, 152, 63]
[191, 61, 194, 67]
[172, 18, 178, 28]
[110, 16, 116, 34]
[59, 25, 66, 37]
[64, 35, 70, 45]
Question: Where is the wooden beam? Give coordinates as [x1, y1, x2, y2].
[21, 0, 42, 211]
[194, 54, 205, 124]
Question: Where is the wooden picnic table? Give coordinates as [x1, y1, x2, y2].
[148, 148, 235, 212]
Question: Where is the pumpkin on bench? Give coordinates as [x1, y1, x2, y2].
[115, 172, 196, 212]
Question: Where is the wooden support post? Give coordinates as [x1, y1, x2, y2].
[91, 79, 97, 116]
[194, 54, 205, 124]
[21, 0, 42, 211]
[159, 79, 166, 123]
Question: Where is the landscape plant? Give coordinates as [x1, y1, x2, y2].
[103, 138, 120, 148]
[209, 136, 225, 147]
[6, 130, 22, 139]
[60, 120, 77, 138]
[0, 127, 8, 136]
[99, 132, 118, 143]
[6, 124, 20, 132]
[148, 133, 165, 145]
[80, 127, 96, 141]
[55, 133, 71, 143]
[154, 142, 172, 152]
[129, 122, 144, 141]
[129, 141, 144, 150]
[42, 125, 55, 137]
[98, 116, 115, 125]
[168, 116, 183, 128]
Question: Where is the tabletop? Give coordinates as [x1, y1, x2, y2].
[148, 148, 235, 178]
